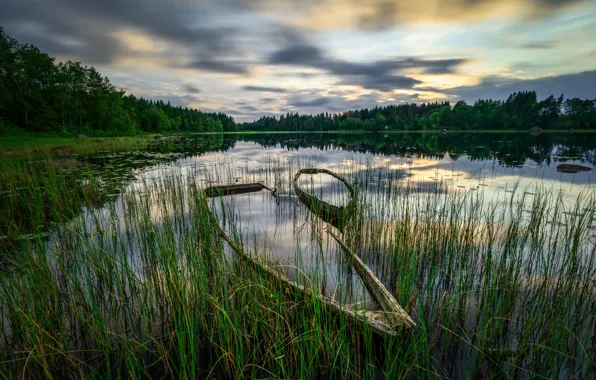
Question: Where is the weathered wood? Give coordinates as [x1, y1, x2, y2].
[294, 168, 415, 329]
[555, 164, 593, 174]
[204, 183, 267, 198]
[202, 191, 399, 338]
[293, 168, 356, 231]
[327, 230, 415, 329]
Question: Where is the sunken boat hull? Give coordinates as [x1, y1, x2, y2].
[555, 164, 593, 174]
[293, 168, 356, 231]
[202, 181, 413, 339]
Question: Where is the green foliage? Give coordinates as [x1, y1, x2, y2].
[241, 91, 596, 132]
[564, 97, 596, 127]
[0, 28, 235, 137]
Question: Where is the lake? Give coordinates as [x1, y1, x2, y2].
[1, 131, 595, 378]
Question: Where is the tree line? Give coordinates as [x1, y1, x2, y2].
[240, 91, 596, 132]
[0, 28, 234, 136]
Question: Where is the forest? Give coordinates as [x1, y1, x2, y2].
[0, 28, 233, 136]
[1, 27, 595, 137]
[240, 93, 596, 132]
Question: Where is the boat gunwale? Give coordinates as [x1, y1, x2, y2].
[201, 183, 400, 338]
[292, 168, 356, 231]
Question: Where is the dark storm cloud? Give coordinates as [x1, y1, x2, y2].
[9, 29, 126, 65]
[268, 42, 467, 91]
[0, 0, 241, 66]
[449, 70, 596, 102]
[269, 44, 324, 65]
[290, 97, 331, 107]
[183, 84, 201, 94]
[0, 1, 127, 64]
[243, 86, 288, 93]
[340, 75, 421, 92]
[239, 105, 260, 112]
[187, 59, 249, 75]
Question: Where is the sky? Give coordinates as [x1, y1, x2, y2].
[1, 0, 596, 122]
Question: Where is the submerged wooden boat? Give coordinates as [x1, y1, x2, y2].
[294, 168, 414, 329]
[327, 230, 415, 329]
[203, 181, 414, 338]
[204, 183, 271, 197]
[293, 168, 356, 231]
[556, 164, 593, 174]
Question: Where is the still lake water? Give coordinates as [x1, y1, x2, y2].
[47, 132, 596, 305]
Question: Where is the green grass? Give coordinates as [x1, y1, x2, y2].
[0, 148, 594, 379]
[0, 135, 153, 240]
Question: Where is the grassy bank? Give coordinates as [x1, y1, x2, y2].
[0, 135, 154, 240]
[0, 153, 594, 378]
[0, 136, 152, 158]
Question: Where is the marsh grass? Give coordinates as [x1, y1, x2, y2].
[0, 151, 594, 379]
[0, 136, 150, 158]
[0, 136, 151, 240]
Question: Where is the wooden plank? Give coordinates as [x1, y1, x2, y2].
[327, 230, 415, 329]
[204, 183, 266, 198]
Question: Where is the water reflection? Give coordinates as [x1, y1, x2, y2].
[209, 187, 370, 305]
[42, 132, 595, 300]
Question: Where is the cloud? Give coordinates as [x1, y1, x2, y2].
[186, 59, 250, 75]
[183, 84, 201, 94]
[280, 90, 418, 115]
[496, 35, 559, 50]
[269, 44, 324, 65]
[0, 15, 127, 65]
[243, 86, 288, 93]
[448, 70, 596, 102]
[518, 41, 558, 49]
[340, 75, 421, 92]
[282, 0, 585, 30]
[267, 42, 468, 91]
[290, 97, 331, 107]
[239, 105, 260, 112]
[0, 0, 242, 66]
